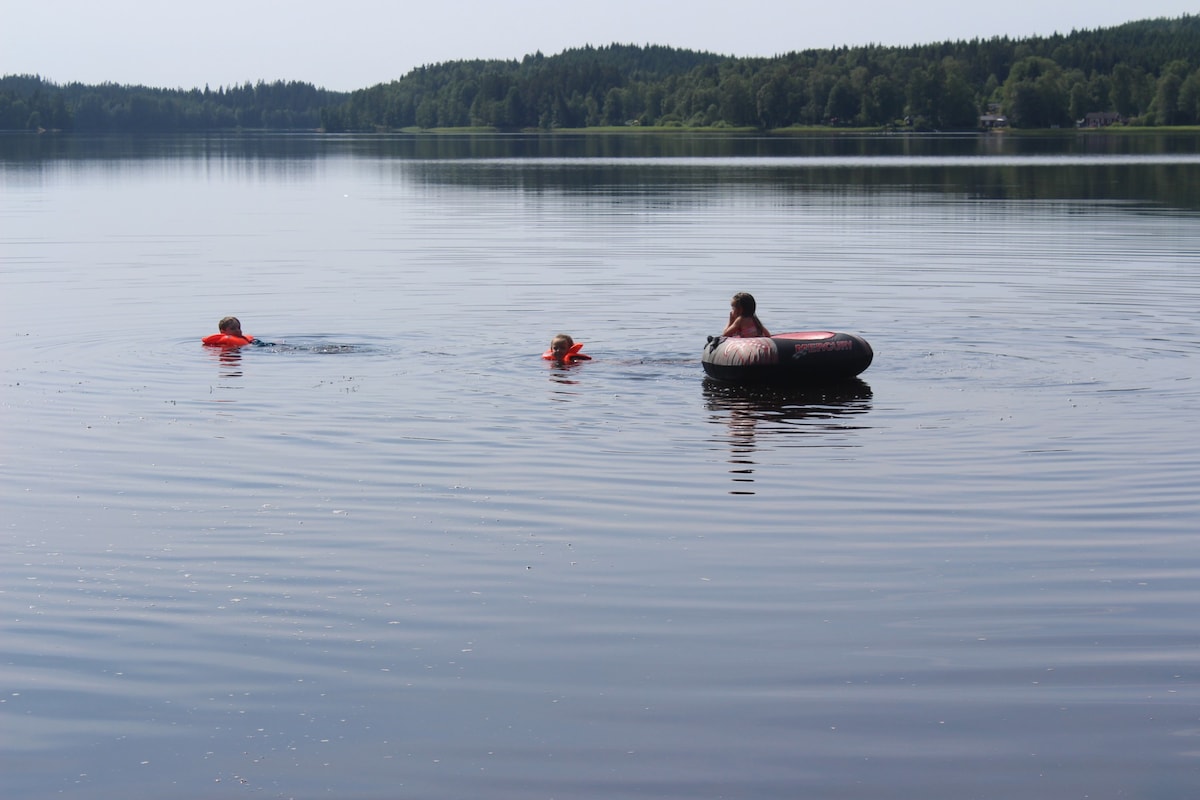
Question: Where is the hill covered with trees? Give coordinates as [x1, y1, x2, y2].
[0, 77, 346, 133]
[3, 15, 1198, 133]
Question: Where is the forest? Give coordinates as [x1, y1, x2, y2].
[0, 78, 344, 133]
[2, 14, 1198, 134]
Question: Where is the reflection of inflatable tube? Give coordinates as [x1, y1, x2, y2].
[702, 331, 872, 385]
[703, 376, 873, 418]
[703, 377, 873, 494]
[202, 333, 255, 349]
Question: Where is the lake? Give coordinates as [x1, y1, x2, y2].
[2, 131, 1200, 799]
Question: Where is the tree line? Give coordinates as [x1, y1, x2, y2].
[0, 77, 346, 133]
[3, 15, 1198, 134]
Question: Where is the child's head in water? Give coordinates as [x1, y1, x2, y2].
[218, 316, 244, 336]
[202, 316, 254, 348]
[544, 333, 591, 362]
[549, 334, 575, 360]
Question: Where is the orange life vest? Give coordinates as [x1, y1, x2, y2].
[202, 333, 255, 348]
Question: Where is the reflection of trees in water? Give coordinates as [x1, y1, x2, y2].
[405, 155, 1200, 211]
[14, 134, 1194, 209]
[703, 378, 873, 493]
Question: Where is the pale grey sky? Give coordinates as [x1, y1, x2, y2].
[4, 1, 1195, 92]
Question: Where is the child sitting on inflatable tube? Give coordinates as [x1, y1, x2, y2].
[202, 316, 255, 348]
[543, 333, 591, 363]
[722, 292, 771, 338]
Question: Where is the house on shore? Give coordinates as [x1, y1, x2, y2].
[979, 104, 1007, 129]
[1078, 111, 1123, 128]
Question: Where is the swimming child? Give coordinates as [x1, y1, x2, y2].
[202, 316, 255, 348]
[543, 333, 591, 363]
[721, 292, 770, 338]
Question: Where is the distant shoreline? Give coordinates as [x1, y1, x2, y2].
[14, 125, 1200, 137]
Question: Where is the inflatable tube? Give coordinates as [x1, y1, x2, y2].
[543, 342, 591, 362]
[702, 331, 872, 385]
[202, 333, 255, 348]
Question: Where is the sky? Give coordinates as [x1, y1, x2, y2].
[3, 1, 1196, 92]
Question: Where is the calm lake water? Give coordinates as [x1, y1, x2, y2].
[3, 131, 1200, 800]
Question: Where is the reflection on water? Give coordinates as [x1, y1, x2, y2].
[208, 346, 245, 381]
[704, 378, 874, 493]
[546, 358, 589, 390]
[6, 129, 1200, 163]
[401, 157, 1200, 209]
[7, 132, 1199, 208]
